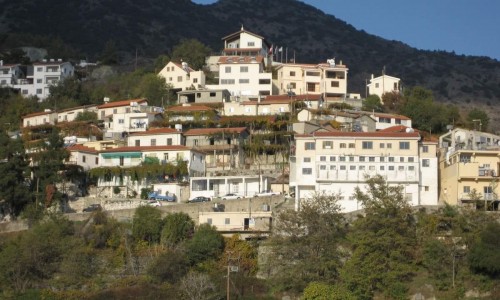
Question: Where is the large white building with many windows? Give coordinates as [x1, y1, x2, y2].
[290, 131, 438, 212]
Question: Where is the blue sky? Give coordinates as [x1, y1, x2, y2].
[192, 0, 500, 60]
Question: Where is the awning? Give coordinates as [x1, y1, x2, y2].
[101, 152, 141, 159]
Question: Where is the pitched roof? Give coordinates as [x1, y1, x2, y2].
[222, 28, 265, 41]
[218, 56, 264, 64]
[66, 144, 99, 154]
[129, 128, 180, 136]
[378, 125, 415, 133]
[171, 61, 195, 72]
[97, 98, 147, 109]
[184, 127, 248, 136]
[22, 110, 55, 118]
[265, 94, 322, 101]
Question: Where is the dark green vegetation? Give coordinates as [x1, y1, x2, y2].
[1, 0, 499, 115]
[2, 177, 500, 299]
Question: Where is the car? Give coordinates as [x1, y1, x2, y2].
[221, 193, 243, 200]
[83, 204, 102, 212]
[148, 191, 176, 202]
[146, 200, 162, 207]
[254, 190, 280, 197]
[188, 196, 211, 203]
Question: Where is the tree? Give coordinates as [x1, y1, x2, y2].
[362, 94, 383, 112]
[468, 221, 500, 277]
[161, 212, 195, 246]
[180, 271, 217, 300]
[100, 40, 119, 65]
[302, 282, 355, 300]
[466, 108, 489, 131]
[132, 73, 171, 107]
[340, 175, 416, 299]
[171, 39, 211, 70]
[154, 54, 171, 72]
[265, 193, 346, 292]
[185, 223, 224, 266]
[147, 248, 189, 283]
[0, 131, 32, 216]
[132, 206, 163, 244]
[75, 111, 98, 122]
[382, 91, 405, 113]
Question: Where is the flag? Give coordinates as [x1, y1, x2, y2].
[268, 44, 273, 55]
[274, 45, 278, 53]
[278, 47, 283, 52]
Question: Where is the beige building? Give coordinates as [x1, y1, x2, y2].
[367, 74, 401, 99]
[127, 128, 184, 147]
[439, 128, 500, 209]
[158, 61, 205, 91]
[290, 131, 438, 212]
[22, 109, 57, 127]
[276, 59, 348, 100]
[97, 98, 149, 120]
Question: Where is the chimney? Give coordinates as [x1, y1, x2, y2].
[371, 74, 374, 80]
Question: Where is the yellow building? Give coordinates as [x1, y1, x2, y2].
[439, 128, 500, 209]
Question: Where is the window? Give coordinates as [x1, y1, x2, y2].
[177, 76, 182, 82]
[247, 42, 255, 46]
[424, 186, 429, 192]
[389, 166, 395, 171]
[369, 166, 376, 171]
[340, 165, 346, 170]
[225, 66, 231, 73]
[302, 168, 312, 175]
[395, 119, 401, 124]
[290, 71, 296, 76]
[362, 141, 373, 149]
[82, 155, 86, 163]
[349, 156, 354, 162]
[399, 142, 410, 150]
[305, 142, 315, 150]
[239, 79, 249, 84]
[331, 81, 339, 87]
[329, 156, 336, 162]
[240, 66, 248, 72]
[387, 143, 392, 149]
[113, 109, 117, 114]
[349, 143, 355, 148]
[259, 79, 271, 84]
[119, 156, 124, 166]
[320, 156, 326, 162]
[380, 143, 385, 148]
[369, 157, 375, 162]
[389, 157, 395, 162]
[221, 79, 235, 84]
[408, 166, 415, 171]
[359, 166, 365, 170]
[135, 140, 140, 147]
[359, 157, 365, 162]
[408, 157, 414, 162]
[380, 157, 385, 162]
[22, 90, 28, 94]
[151, 139, 156, 146]
[323, 141, 333, 149]
[303, 157, 311, 163]
[118, 119, 124, 124]
[375, 83, 379, 88]
[207, 218, 212, 225]
[339, 156, 346, 162]
[398, 166, 405, 171]
[340, 143, 347, 148]
[36, 89, 42, 94]
[350, 165, 356, 170]
[210, 92, 216, 97]
[37, 79, 42, 83]
[422, 159, 430, 167]
[460, 154, 471, 163]
[380, 166, 385, 171]
[225, 218, 230, 225]
[320, 165, 326, 170]
[422, 145, 429, 153]
[400, 157, 405, 162]
[167, 138, 172, 145]
[290, 82, 296, 88]
[95, 157, 99, 165]
[37, 67, 43, 72]
[463, 186, 470, 193]
[193, 78, 198, 83]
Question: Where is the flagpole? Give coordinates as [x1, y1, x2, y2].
[286, 47, 288, 63]
[293, 50, 295, 63]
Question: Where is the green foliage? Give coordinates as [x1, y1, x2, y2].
[132, 206, 163, 244]
[46, 76, 89, 108]
[341, 175, 416, 299]
[100, 40, 119, 65]
[154, 54, 171, 72]
[82, 210, 123, 249]
[221, 234, 258, 276]
[362, 94, 383, 112]
[0, 131, 32, 216]
[266, 193, 346, 292]
[422, 239, 453, 290]
[468, 222, 500, 277]
[302, 282, 356, 300]
[171, 39, 211, 70]
[466, 108, 489, 131]
[147, 248, 189, 283]
[185, 223, 224, 266]
[161, 212, 195, 246]
[74, 111, 97, 122]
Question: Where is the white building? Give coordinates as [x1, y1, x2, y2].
[127, 128, 184, 147]
[290, 131, 438, 212]
[0, 62, 24, 87]
[367, 74, 401, 99]
[22, 109, 58, 127]
[206, 56, 272, 99]
[97, 98, 148, 120]
[13, 59, 74, 100]
[158, 61, 205, 91]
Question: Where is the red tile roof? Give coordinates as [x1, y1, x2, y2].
[379, 125, 416, 133]
[129, 128, 180, 136]
[22, 111, 54, 118]
[172, 62, 195, 72]
[184, 127, 248, 136]
[265, 94, 322, 101]
[66, 144, 99, 154]
[97, 98, 147, 109]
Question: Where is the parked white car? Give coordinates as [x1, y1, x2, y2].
[254, 190, 280, 197]
[146, 200, 162, 207]
[221, 193, 243, 200]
